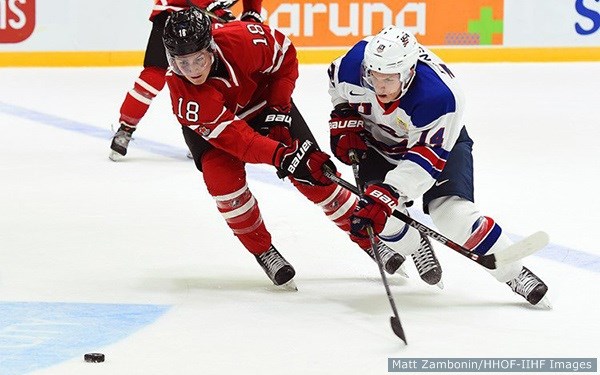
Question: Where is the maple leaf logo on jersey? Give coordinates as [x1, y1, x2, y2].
[198, 127, 211, 136]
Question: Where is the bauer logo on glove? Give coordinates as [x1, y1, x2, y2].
[350, 183, 400, 236]
[265, 113, 292, 126]
[368, 188, 398, 210]
[276, 139, 337, 186]
[329, 118, 364, 130]
[285, 140, 313, 174]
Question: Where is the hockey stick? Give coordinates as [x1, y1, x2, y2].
[348, 151, 407, 344]
[323, 168, 549, 270]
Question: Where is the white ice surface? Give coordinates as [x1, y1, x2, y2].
[0, 63, 599, 374]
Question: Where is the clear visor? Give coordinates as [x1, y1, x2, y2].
[360, 63, 415, 99]
[167, 49, 213, 77]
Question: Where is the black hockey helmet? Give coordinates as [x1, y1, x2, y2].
[163, 8, 213, 57]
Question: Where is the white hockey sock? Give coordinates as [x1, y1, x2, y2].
[378, 207, 421, 256]
[429, 196, 521, 282]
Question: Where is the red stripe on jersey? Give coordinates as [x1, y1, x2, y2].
[464, 216, 496, 250]
[408, 145, 447, 171]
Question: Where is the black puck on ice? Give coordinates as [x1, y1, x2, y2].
[84, 353, 105, 363]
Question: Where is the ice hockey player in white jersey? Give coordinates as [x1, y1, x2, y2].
[327, 25, 549, 306]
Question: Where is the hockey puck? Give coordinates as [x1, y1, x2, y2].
[84, 353, 105, 363]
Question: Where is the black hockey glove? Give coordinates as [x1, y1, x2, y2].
[255, 107, 293, 145]
[204, 0, 237, 22]
[240, 10, 263, 23]
[275, 139, 337, 186]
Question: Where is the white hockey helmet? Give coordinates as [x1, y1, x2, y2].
[362, 26, 420, 98]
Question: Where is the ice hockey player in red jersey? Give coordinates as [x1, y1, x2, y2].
[161, 8, 410, 287]
[109, 0, 263, 161]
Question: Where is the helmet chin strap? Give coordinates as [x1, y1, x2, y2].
[395, 67, 416, 100]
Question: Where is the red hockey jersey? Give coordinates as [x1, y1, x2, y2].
[165, 22, 298, 165]
[150, 0, 262, 21]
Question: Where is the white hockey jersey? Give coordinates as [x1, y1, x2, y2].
[328, 38, 466, 201]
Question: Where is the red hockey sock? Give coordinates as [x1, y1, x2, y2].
[118, 66, 166, 126]
[202, 149, 272, 254]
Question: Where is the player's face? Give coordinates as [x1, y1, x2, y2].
[369, 71, 402, 103]
[173, 49, 213, 85]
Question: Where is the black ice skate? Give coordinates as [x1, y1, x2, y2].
[109, 123, 136, 161]
[411, 234, 443, 288]
[506, 266, 549, 307]
[255, 245, 297, 290]
[366, 241, 407, 276]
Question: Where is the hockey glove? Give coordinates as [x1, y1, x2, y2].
[275, 139, 337, 186]
[329, 104, 368, 165]
[350, 183, 399, 237]
[240, 10, 263, 23]
[204, 0, 237, 22]
[255, 107, 293, 145]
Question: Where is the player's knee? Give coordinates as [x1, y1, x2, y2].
[201, 150, 246, 196]
[429, 196, 480, 244]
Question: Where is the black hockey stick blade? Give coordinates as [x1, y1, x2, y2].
[390, 316, 407, 344]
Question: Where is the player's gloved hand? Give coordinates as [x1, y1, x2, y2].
[329, 104, 367, 165]
[240, 10, 263, 23]
[350, 183, 399, 237]
[275, 139, 336, 186]
[205, 0, 237, 22]
[255, 107, 293, 145]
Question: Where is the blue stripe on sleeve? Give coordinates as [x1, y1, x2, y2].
[400, 63, 456, 128]
[338, 41, 368, 86]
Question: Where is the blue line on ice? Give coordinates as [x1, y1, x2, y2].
[1, 101, 597, 273]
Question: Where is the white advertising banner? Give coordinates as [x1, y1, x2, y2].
[1, 0, 599, 53]
[0, 0, 150, 51]
[505, 0, 600, 46]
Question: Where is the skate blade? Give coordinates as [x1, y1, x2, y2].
[109, 150, 125, 162]
[278, 279, 298, 292]
[435, 280, 444, 290]
[534, 295, 552, 310]
[395, 265, 409, 278]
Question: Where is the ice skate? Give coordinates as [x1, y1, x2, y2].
[506, 266, 550, 308]
[109, 123, 135, 161]
[255, 245, 297, 290]
[366, 241, 408, 277]
[411, 234, 443, 288]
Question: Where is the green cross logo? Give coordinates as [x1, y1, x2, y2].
[468, 6, 504, 45]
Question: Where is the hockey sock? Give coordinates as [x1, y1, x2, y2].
[429, 196, 522, 282]
[118, 66, 166, 126]
[203, 149, 272, 254]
